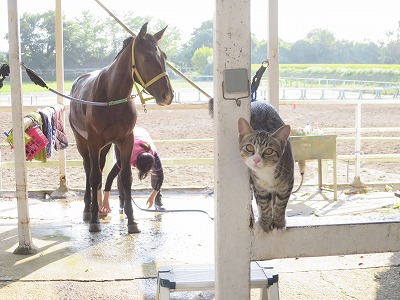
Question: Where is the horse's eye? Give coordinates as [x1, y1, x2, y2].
[263, 148, 274, 157]
[245, 144, 254, 152]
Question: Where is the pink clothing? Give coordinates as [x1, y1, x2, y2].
[131, 127, 156, 167]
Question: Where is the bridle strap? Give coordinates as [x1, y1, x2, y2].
[131, 38, 169, 108]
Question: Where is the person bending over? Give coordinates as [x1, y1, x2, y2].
[101, 127, 165, 214]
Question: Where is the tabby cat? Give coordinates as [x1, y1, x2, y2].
[238, 101, 294, 234]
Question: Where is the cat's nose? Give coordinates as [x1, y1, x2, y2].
[253, 157, 261, 165]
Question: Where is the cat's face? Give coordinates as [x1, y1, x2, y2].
[238, 117, 291, 172]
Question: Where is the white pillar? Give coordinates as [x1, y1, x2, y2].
[214, 0, 252, 299]
[351, 101, 365, 187]
[268, 0, 279, 110]
[8, 0, 38, 254]
[51, 0, 69, 197]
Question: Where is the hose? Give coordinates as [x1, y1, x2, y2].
[131, 198, 214, 221]
[292, 160, 306, 194]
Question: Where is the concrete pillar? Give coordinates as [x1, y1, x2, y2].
[8, 0, 38, 254]
[51, 0, 70, 198]
[268, 0, 279, 110]
[214, 0, 252, 299]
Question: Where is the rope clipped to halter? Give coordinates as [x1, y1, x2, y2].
[21, 37, 168, 109]
[130, 37, 168, 112]
[251, 60, 269, 102]
[21, 63, 129, 107]
[0, 63, 10, 90]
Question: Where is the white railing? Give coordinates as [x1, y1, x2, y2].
[0, 96, 400, 191]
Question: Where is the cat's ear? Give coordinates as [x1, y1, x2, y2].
[273, 125, 291, 149]
[238, 117, 253, 142]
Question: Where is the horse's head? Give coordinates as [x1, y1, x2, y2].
[134, 22, 174, 106]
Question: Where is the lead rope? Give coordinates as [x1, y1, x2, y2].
[21, 38, 169, 108]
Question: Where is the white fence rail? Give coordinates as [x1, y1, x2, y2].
[0, 93, 399, 191]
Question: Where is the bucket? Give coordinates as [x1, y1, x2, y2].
[24, 125, 49, 161]
[5, 130, 31, 148]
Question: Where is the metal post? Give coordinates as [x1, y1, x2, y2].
[51, 0, 70, 198]
[268, 0, 279, 110]
[8, 0, 38, 254]
[351, 101, 365, 188]
[214, 0, 252, 299]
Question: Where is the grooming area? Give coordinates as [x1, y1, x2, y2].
[2, 0, 400, 299]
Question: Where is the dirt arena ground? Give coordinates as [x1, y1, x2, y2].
[1, 101, 400, 192]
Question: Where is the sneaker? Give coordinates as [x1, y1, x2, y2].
[155, 192, 166, 211]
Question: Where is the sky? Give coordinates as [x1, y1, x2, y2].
[0, 0, 399, 52]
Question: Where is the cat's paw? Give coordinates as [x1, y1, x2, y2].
[253, 221, 263, 235]
[272, 226, 286, 236]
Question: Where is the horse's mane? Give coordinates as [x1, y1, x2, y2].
[114, 36, 134, 60]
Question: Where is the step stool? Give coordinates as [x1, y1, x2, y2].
[156, 261, 279, 300]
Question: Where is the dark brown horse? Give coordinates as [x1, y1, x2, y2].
[69, 23, 174, 233]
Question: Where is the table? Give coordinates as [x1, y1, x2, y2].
[290, 134, 337, 200]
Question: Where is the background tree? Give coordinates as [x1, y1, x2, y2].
[20, 11, 57, 69]
[171, 20, 212, 68]
[305, 28, 336, 63]
[251, 34, 268, 64]
[0, 52, 6, 63]
[191, 46, 213, 75]
[5, 12, 400, 79]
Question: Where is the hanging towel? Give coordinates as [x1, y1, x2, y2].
[52, 104, 68, 150]
[38, 107, 55, 158]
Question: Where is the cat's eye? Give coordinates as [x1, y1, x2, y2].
[245, 144, 254, 152]
[263, 148, 274, 157]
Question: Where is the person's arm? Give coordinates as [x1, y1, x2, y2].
[146, 189, 159, 208]
[150, 152, 164, 191]
[147, 152, 164, 208]
[101, 162, 122, 213]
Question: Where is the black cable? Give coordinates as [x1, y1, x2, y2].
[131, 198, 214, 221]
[0, 63, 10, 90]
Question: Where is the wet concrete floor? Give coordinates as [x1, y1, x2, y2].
[0, 187, 399, 299]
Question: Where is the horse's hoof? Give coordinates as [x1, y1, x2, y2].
[83, 212, 91, 221]
[127, 223, 140, 234]
[89, 223, 101, 232]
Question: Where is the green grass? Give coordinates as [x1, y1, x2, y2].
[1, 64, 399, 94]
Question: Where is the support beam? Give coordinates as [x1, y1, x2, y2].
[51, 0, 69, 198]
[267, 0, 279, 110]
[252, 215, 400, 260]
[214, 0, 252, 299]
[8, 0, 37, 254]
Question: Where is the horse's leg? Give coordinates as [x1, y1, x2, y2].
[73, 132, 92, 221]
[82, 157, 92, 221]
[114, 146, 125, 214]
[117, 173, 124, 214]
[87, 141, 103, 232]
[118, 139, 140, 234]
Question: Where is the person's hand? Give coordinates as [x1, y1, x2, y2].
[146, 190, 158, 208]
[100, 191, 112, 214]
[100, 205, 112, 214]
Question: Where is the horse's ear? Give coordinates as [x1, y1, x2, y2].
[138, 22, 148, 39]
[154, 26, 167, 41]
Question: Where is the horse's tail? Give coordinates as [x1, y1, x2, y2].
[208, 98, 214, 118]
